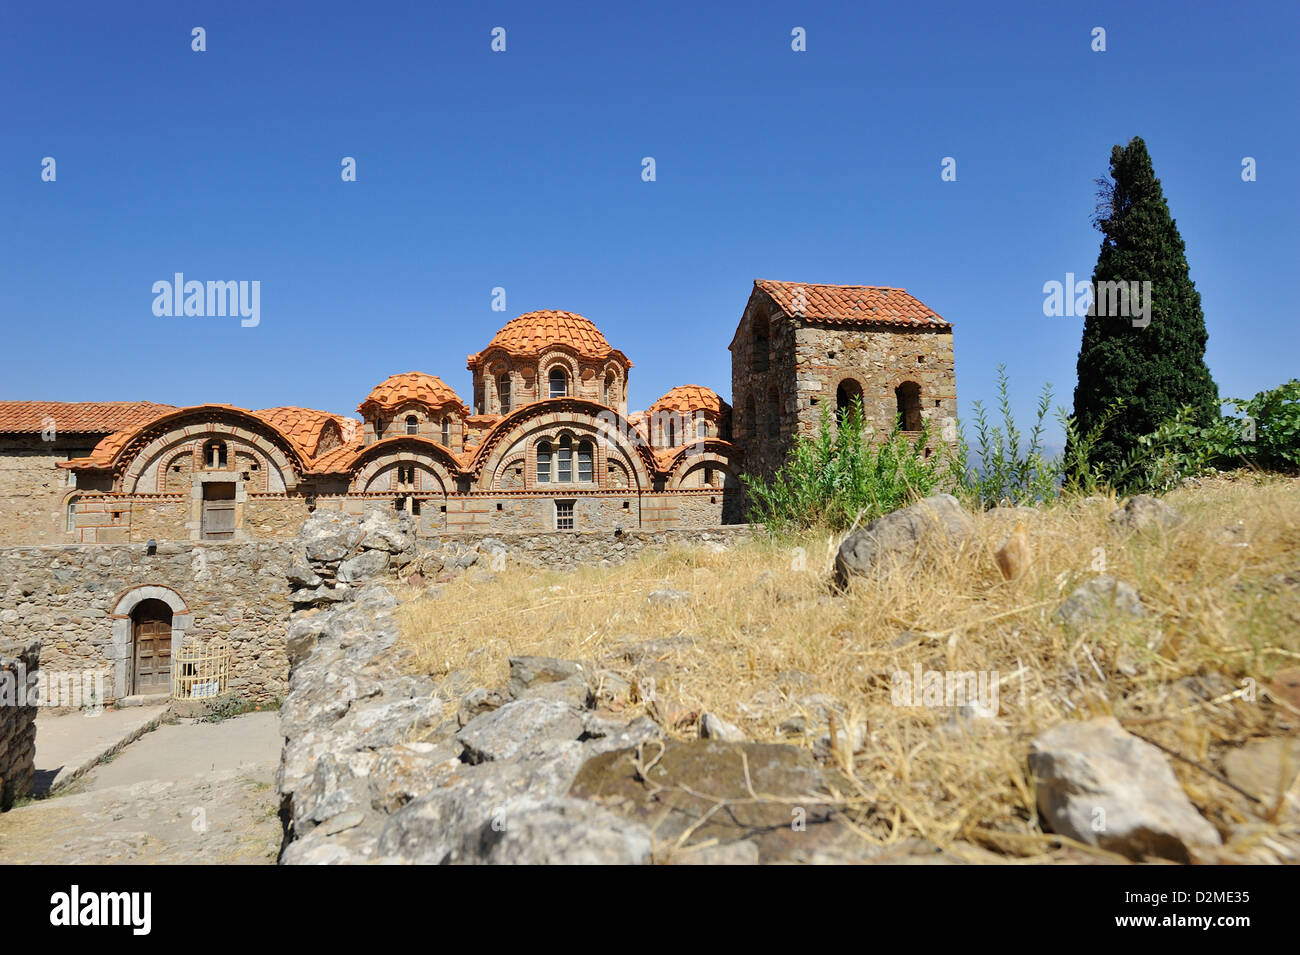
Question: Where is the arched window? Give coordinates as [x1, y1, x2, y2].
[695, 417, 707, 439]
[603, 373, 616, 407]
[557, 435, 573, 482]
[578, 440, 594, 482]
[441, 417, 451, 446]
[668, 418, 677, 447]
[836, 378, 864, 425]
[896, 381, 923, 432]
[66, 497, 78, 532]
[745, 395, 757, 439]
[536, 441, 552, 483]
[497, 373, 511, 414]
[752, 314, 770, 373]
[405, 415, 419, 436]
[549, 367, 568, 399]
[767, 387, 780, 438]
[203, 440, 228, 469]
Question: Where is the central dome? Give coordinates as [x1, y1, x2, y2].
[470, 310, 625, 366]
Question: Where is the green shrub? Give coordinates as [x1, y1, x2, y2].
[742, 400, 955, 533]
[1111, 379, 1300, 492]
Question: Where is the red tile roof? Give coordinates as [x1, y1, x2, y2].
[359, 373, 467, 416]
[0, 401, 176, 435]
[648, 385, 730, 416]
[254, 407, 347, 459]
[754, 279, 949, 328]
[468, 311, 630, 367]
[306, 439, 365, 474]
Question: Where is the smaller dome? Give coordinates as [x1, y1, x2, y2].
[359, 372, 465, 416]
[648, 385, 730, 416]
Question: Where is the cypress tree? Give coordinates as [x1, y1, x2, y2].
[1071, 136, 1218, 472]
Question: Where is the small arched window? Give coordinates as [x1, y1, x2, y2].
[578, 440, 594, 482]
[498, 373, 511, 414]
[603, 373, 616, 407]
[405, 415, 419, 436]
[441, 417, 451, 446]
[66, 497, 78, 532]
[696, 417, 707, 439]
[549, 367, 568, 399]
[667, 418, 677, 447]
[745, 395, 757, 439]
[557, 435, 573, 482]
[536, 441, 552, 483]
[204, 440, 228, 469]
[836, 378, 864, 426]
[767, 387, 780, 438]
[896, 381, 923, 432]
[752, 314, 770, 373]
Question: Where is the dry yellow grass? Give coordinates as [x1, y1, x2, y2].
[396, 473, 1300, 862]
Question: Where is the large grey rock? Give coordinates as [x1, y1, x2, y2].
[1109, 495, 1180, 532]
[456, 698, 586, 764]
[1028, 716, 1221, 862]
[453, 797, 653, 864]
[1054, 576, 1145, 628]
[358, 509, 415, 553]
[287, 562, 323, 589]
[337, 549, 390, 584]
[508, 656, 587, 702]
[376, 741, 590, 863]
[834, 494, 975, 586]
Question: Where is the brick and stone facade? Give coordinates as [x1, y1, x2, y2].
[731, 280, 957, 480]
[0, 283, 955, 545]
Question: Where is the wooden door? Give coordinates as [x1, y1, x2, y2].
[132, 600, 173, 694]
[201, 482, 236, 540]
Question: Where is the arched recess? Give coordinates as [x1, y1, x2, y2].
[895, 380, 923, 432]
[663, 444, 743, 490]
[113, 408, 306, 494]
[349, 438, 459, 496]
[836, 377, 864, 424]
[472, 400, 654, 492]
[751, 313, 770, 373]
[110, 585, 192, 700]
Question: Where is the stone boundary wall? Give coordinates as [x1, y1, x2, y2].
[0, 541, 296, 704]
[0, 638, 40, 807]
[425, 525, 756, 569]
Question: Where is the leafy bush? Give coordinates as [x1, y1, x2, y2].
[1112, 379, 1300, 492]
[742, 400, 955, 533]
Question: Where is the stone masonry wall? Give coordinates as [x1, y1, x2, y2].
[0, 638, 40, 807]
[794, 324, 957, 448]
[0, 435, 95, 547]
[0, 541, 295, 703]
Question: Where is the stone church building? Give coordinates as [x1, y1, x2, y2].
[0, 281, 956, 547]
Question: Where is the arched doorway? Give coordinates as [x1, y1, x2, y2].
[131, 599, 173, 694]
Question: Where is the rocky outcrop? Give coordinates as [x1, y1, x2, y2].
[276, 508, 882, 864]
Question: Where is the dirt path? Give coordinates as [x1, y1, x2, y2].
[0, 712, 283, 865]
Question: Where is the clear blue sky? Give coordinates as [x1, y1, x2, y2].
[3, 1, 1296, 445]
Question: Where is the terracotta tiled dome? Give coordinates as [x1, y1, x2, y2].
[469, 310, 625, 366]
[648, 385, 730, 416]
[358, 372, 465, 416]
